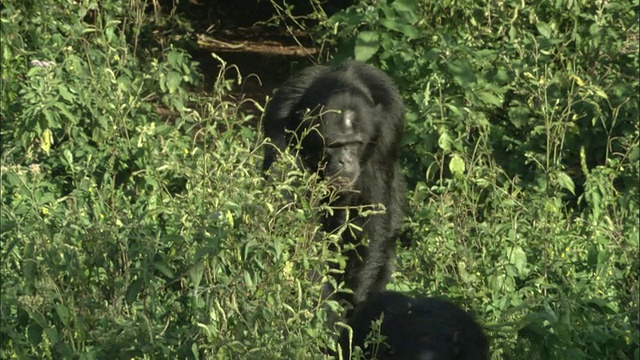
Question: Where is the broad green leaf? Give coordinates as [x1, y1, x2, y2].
[167, 71, 182, 93]
[379, 19, 420, 39]
[536, 21, 551, 38]
[354, 31, 380, 62]
[437, 130, 451, 152]
[556, 171, 575, 195]
[27, 324, 43, 346]
[118, 74, 132, 91]
[391, 0, 419, 23]
[507, 245, 528, 277]
[391, 0, 419, 13]
[44, 327, 59, 344]
[446, 59, 476, 87]
[4, 172, 21, 187]
[54, 102, 78, 124]
[475, 89, 503, 107]
[57, 84, 75, 102]
[449, 155, 465, 176]
[508, 103, 531, 129]
[55, 304, 71, 326]
[63, 149, 73, 167]
[188, 261, 205, 287]
[154, 261, 175, 278]
[44, 109, 60, 128]
[167, 50, 182, 67]
[126, 278, 144, 304]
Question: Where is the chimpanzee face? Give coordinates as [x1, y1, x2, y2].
[297, 92, 375, 189]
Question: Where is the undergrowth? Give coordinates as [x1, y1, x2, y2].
[1, 0, 638, 359]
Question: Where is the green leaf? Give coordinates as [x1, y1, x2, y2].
[154, 261, 175, 278]
[28, 323, 43, 346]
[593, 87, 609, 99]
[41, 128, 54, 155]
[475, 88, 503, 107]
[57, 84, 75, 102]
[54, 102, 78, 124]
[556, 171, 575, 195]
[446, 59, 476, 87]
[3, 172, 21, 187]
[379, 19, 420, 39]
[508, 103, 531, 129]
[536, 21, 551, 38]
[188, 261, 205, 287]
[354, 31, 380, 62]
[390, 0, 419, 23]
[507, 245, 528, 277]
[167, 50, 183, 67]
[44, 110, 61, 129]
[449, 155, 465, 176]
[34, 189, 55, 206]
[243, 270, 254, 288]
[437, 130, 451, 152]
[391, 0, 419, 13]
[191, 342, 200, 360]
[44, 327, 59, 344]
[55, 304, 70, 326]
[63, 149, 73, 167]
[509, 26, 518, 41]
[126, 278, 144, 304]
[118, 75, 132, 92]
[489, 274, 509, 292]
[586, 298, 617, 315]
[167, 71, 182, 94]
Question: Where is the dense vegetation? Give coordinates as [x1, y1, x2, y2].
[1, 0, 638, 359]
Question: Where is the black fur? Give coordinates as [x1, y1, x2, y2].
[262, 60, 406, 305]
[341, 292, 489, 360]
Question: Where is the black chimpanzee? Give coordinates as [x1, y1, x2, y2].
[262, 60, 406, 306]
[340, 291, 489, 360]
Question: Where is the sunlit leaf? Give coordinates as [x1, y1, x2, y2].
[41, 128, 53, 154]
[556, 171, 575, 195]
[438, 130, 451, 152]
[449, 155, 465, 176]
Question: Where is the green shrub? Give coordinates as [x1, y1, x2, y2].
[1, 1, 340, 358]
[2, 0, 638, 359]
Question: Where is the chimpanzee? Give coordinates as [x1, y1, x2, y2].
[262, 60, 406, 306]
[340, 291, 489, 360]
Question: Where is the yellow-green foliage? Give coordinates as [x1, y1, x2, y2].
[1, 1, 638, 359]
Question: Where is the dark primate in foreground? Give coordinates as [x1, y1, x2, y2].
[262, 60, 406, 305]
[340, 292, 489, 360]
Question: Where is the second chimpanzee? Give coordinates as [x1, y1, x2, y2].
[340, 291, 489, 360]
[262, 60, 406, 306]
